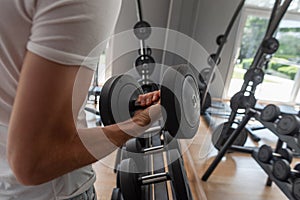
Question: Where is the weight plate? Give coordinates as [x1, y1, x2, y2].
[230, 92, 256, 110]
[168, 149, 191, 200]
[100, 74, 143, 126]
[111, 188, 123, 200]
[119, 159, 141, 200]
[161, 65, 201, 139]
[258, 145, 273, 163]
[278, 148, 293, 163]
[243, 68, 264, 85]
[216, 34, 225, 46]
[200, 68, 216, 83]
[293, 178, 300, 200]
[211, 122, 248, 151]
[135, 55, 155, 77]
[277, 115, 300, 135]
[125, 138, 145, 172]
[126, 138, 142, 153]
[260, 104, 281, 122]
[262, 37, 279, 54]
[133, 21, 151, 40]
[272, 159, 291, 181]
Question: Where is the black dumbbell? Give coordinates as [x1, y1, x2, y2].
[258, 145, 293, 164]
[276, 114, 300, 136]
[133, 21, 152, 40]
[292, 170, 300, 199]
[261, 37, 279, 54]
[260, 104, 281, 122]
[119, 149, 191, 200]
[216, 34, 226, 46]
[273, 159, 300, 181]
[99, 65, 201, 139]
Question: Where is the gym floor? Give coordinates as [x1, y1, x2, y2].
[87, 109, 295, 200]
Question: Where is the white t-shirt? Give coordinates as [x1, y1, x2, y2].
[0, 0, 121, 199]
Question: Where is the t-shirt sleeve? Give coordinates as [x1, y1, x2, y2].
[27, 0, 121, 69]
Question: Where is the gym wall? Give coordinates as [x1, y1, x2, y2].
[107, 0, 242, 99]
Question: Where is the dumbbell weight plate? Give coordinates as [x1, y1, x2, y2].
[277, 115, 300, 135]
[135, 54, 155, 77]
[133, 21, 152, 40]
[124, 138, 146, 172]
[258, 145, 293, 163]
[278, 148, 293, 163]
[261, 37, 279, 54]
[260, 104, 281, 122]
[111, 188, 123, 200]
[100, 75, 144, 126]
[293, 178, 300, 200]
[119, 159, 141, 200]
[161, 65, 201, 139]
[272, 159, 291, 181]
[168, 149, 191, 200]
[258, 145, 273, 163]
[211, 122, 248, 151]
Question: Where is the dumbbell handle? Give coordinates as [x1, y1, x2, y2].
[129, 99, 147, 111]
[138, 172, 171, 185]
[143, 145, 164, 154]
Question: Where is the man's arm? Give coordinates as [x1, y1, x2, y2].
[7, 51, 159, 186]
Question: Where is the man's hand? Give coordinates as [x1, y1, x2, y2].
[136, 90, 160, 107]
[132, 90, 161, 127]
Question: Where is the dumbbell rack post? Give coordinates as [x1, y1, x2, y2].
[202, 108, 257, 181]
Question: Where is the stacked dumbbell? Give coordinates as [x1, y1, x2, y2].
[98, 64, 200, 200]
[258, 145, 293, 165]
[272, 160, 300, 199]
[260, 104, 300, 146]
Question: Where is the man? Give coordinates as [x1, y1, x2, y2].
[0, 0, 160, 199]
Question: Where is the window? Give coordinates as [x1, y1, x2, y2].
[227, 7, 300, 104]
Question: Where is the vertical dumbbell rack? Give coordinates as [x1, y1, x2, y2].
[251, 111, 300, 200]
[133, 0, 158, 93]
[200, 0, 246, 115]
[201, 0, 297, 199]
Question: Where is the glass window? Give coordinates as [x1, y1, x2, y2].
[228, 14, 300, 103]
[246, 0, 300, 13]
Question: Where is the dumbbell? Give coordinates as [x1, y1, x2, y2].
[272, 159, 300, 181]
[119, 149, 191, 200]
[135, 54, 156, 78]
[258, 145, 293, 164]
[260, 104, 281, 122]
[99, 64, 201, 139]
[276, 114, 300, 136]
[261, 37, 279, 54]
[292, 175, 300, 199]
[133, 21, 152, 40]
